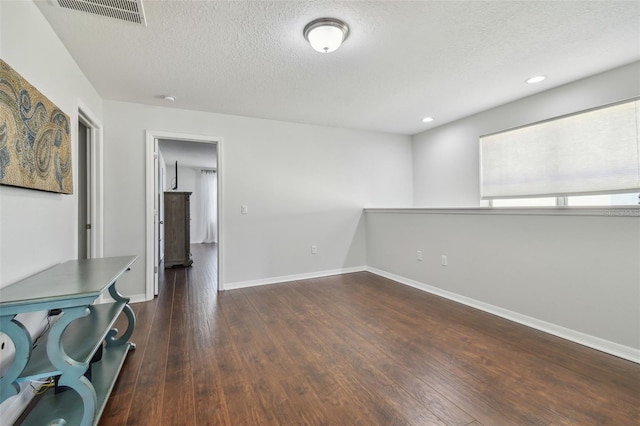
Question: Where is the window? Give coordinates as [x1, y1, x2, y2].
[480, 99, 640, 204]
[491, 197, 557, 207]
[567, 192, 639, 206]
[492, 193, 639, 207]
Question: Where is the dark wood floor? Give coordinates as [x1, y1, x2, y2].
[101, 243, 640, 425]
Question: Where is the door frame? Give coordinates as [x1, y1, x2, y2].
[145, 130, 223, 300]
[77, 120, 90, 259]
[78, 102, 104, 259]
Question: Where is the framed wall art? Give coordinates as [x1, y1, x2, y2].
[0, 59, 73, 194]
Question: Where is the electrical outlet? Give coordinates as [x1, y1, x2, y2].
[441, 255, 448, 266]
[311, 245, 318, 254]
[416, 250, 423, 261]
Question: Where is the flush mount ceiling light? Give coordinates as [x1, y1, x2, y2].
[303, 18, 349, 53]
[162, 95, 176, 102]
[526, 75, 547, 84]
[421, 116, 434, 123]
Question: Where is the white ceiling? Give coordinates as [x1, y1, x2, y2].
[159, 139, 217, 169]
[35, 0, 640, 135]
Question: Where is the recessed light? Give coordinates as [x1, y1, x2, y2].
[163, 95, 176, 102]
[422, 116, 434, 123]
[526, 75, 546, 84]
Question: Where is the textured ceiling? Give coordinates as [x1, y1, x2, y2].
[159, 139, 217, 169]
[35, 0, 640, 135]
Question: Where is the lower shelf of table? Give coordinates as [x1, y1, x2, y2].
[20, 342, 134, 426]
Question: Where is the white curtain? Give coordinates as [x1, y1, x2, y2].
[199, 170, 217, 243]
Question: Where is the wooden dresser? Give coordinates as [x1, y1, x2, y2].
[163, 192, 193, 268]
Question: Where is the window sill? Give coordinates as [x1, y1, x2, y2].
[364, 206, 640, 217]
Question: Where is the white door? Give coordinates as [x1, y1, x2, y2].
[153, 138, 160, 295]
[158, 166, 164, 265]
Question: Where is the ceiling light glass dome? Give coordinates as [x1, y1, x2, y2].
[304, 18, 349, 53]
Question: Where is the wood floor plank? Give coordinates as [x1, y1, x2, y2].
[161, 268, 197, 425]
[108, 302, 154, 395]
[263, 283, 458, 425]
[365, 272, 640, 397]
[101, 284, 158, 425]
[291, 306, 447, 425]
[269, 282, 473, 426]
[242, 285, 400, 425]
[220, 289, 332, 425]
[342, 273, 640, 424]
[294, 274, 584, 424]
[119, 266, 175, 425]
[338, 273, 638, 422]
[236, 289, 345, 425]
[286, 280, 513, 425]
[99, 244, 640, 426]
[187, 261, 232, 426]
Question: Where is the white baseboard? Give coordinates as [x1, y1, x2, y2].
[224, 266, 367, 290]
[366, 267, 640, 364]
[97, 293, 148, 304]
[128, 293, 149, 304]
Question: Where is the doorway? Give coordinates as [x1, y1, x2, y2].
[77, 107, 104, 260]
[145, 131, 222, 300]
[78, 121, 90, 259]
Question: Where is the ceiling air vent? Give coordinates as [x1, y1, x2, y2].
[51, 0, 147, 26]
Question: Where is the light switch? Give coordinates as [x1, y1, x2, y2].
[241, 205, 248, 215]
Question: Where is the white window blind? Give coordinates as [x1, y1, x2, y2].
[480, 99, 640, 199]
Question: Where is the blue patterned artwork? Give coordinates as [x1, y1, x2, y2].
[0, 59, 72, 194]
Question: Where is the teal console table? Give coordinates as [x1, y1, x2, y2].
[0, 256, 137, 425]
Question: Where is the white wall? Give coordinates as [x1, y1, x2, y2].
[0, 2, 104, 420]
[412, 62, 640, 206]
[374, 61, 640, 359]
[103, 101, 413, 296]
[0, 0, 103, 286]
[366, 210, 640, 357]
